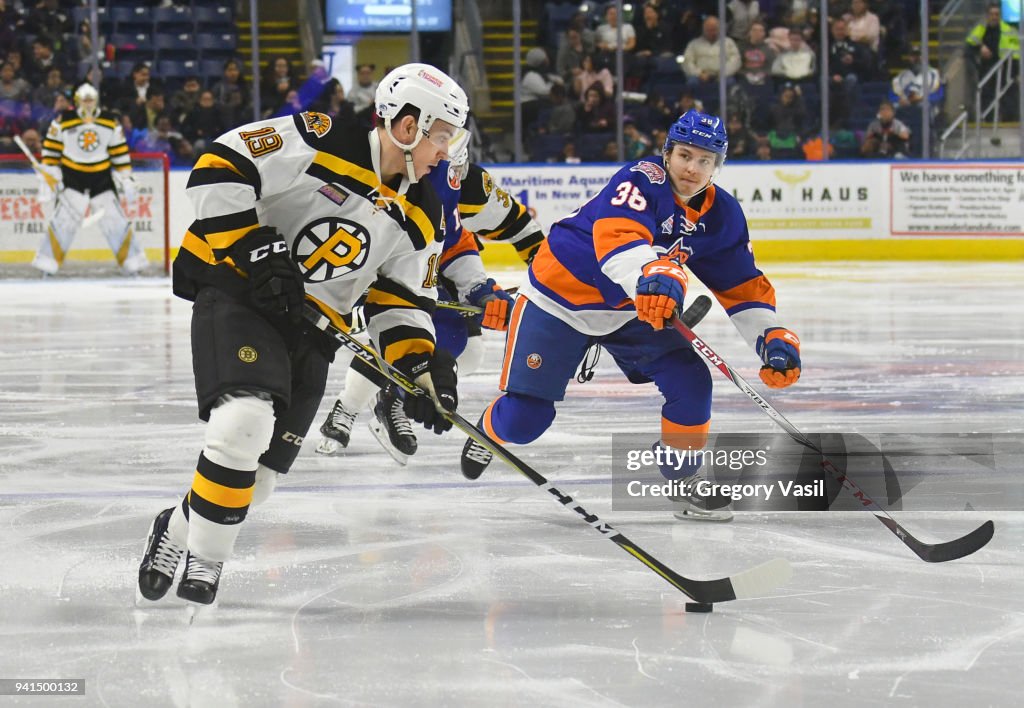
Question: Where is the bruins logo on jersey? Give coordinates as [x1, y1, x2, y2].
[302, 111, 332, 138]
[294, 216, 370, 282]
[78, 129, 100, 152]
[481, 171, 494, 196]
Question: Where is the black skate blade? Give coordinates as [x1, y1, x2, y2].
[367, 418, 410, 466]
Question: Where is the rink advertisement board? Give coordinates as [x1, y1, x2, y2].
[889, 164, 1024, 236]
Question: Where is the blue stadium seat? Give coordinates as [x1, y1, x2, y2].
[109, 33, 154, 53]
[157, 59, 200, 79]
[110, 7, 150, 32]
[195, 33, 238, 53]
[193, 6, 235, 31]
[578, 132, 615, 161]
[531, 134, 567, 162]
[115, 59, 139, 78]
[154, 33, 194, 60]
[153, 6, 193, 31]
[200, 60, 225, 81]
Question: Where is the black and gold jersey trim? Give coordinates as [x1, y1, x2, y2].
[203, 142, 262, 199]
[365, 275, 436, 314]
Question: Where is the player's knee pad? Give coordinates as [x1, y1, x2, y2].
[204, 392, 276, 470]
[250, 463, 278, 507]
[489, 393, 556, 444]
[457, 334, 485, 376]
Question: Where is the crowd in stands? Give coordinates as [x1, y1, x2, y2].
[0, 0, 381, 167]
[531, 0, 953, 162]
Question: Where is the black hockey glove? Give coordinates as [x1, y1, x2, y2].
[397, 347, 458, 434]
[234, 226, 305, 324]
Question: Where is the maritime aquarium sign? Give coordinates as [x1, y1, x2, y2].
[325, 0, 452, 32]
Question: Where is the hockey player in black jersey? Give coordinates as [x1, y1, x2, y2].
[137, 64, 469, 606]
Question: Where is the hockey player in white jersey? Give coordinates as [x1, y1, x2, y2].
[136, 63, 469, 606]
[33, 83, 146, 275]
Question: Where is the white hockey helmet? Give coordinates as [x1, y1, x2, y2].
[375, 63, 469, 181]
[74, 83, 100, 119]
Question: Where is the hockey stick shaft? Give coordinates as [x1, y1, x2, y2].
[13, 134, 60, 190]
[306, 298, 791, 603]
[671, 317, 994, 562]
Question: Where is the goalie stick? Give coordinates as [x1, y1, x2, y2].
[671, 305, 994, 563]
[304, 296, 791, 604]
[13, 134, 106, 228]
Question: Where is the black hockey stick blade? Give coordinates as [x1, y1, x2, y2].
[304, 307, 792, 604]
[879, 516, 994, 563]
[679, 294, 713, 328]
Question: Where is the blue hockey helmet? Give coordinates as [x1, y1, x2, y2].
[665, 109, 728, 163]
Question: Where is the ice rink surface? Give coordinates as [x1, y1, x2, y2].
[1, 262, 1022, 707]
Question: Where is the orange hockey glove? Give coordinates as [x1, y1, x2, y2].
[635, 258, 688, 330]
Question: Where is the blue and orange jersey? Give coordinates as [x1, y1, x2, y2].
[520, 156, 778, 341]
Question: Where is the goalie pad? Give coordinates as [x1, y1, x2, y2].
[34, 187, 88, 268]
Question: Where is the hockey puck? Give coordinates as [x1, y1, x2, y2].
[685, 602, 713, 613]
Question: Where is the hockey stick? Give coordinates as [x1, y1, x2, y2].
[671, 305, 994, 563]
[437, 300, 482, 315]
[13, 134, 59, 190]
[304, 298, 791, 604]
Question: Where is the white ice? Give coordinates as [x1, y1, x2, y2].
[0, 262, 1022, 707]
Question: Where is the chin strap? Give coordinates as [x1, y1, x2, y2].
[382, 117, 423, 184]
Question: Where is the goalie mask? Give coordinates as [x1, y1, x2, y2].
[74, 83, 100, 120]
[375, 63, 469, 183]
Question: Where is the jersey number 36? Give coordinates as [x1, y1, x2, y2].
[609, 181, 648, 211]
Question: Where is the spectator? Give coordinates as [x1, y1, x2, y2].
[623, 118, 652, 159]
[5, 47, 23, 79]
[766, 82, 808, 153]
[600, 139, 619, 161]
[0, 97, 32, 149]
[640, 91, 673, 132]
[25, 35, 68, 86]
[312, 78, 357, 130]
[890, 45, 944, 126]
[210, 58, 249, 127]
[563, 12, 596, 57]
[0, 59, 29, 100]
[727, 0, 761, 42]
[739, 20, 776, 87]
[830, 18, 874, 85]
[576, 83, 614, 133]
[861, 100, 910, 157]
[23, 0, 70, 40]
[573, 53, 614, 98]
[347, 63, 377, 114]
[771, 28, 816, 84]
[556, 28, 588, 90]
[116, 62, 156, 115]
[634, 2, 674, 58]
[673, 89, 704, 117]
[522, 47, 562, 129]
[261, 55, 297, 116]
[0, 0, 21, 55]
[19, 126, 41, 154]
[36, 85, 70, 135]
[31, 66, 65, 110]
[130, 86, 165, 133]
[170, 75, 202, 126]
[545, 82, 576, 135]
[595, 4, 636, 54]
[725, 112, 757, 159]
[844, 0, 881, 55]
[72, 19, 99, 65]
[136, 113, 192, 166]
[965, 3, 1020, 118]
[682, 16, 741, 88]
[181, 89, 225, 152]
[559, 139, 582, 164]
[649, 126, 667, 154]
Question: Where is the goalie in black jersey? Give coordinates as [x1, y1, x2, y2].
[136, 64, 469, 606]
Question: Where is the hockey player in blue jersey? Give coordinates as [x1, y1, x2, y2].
[459, 109, 802, 521]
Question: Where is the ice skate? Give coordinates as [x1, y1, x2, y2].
[671, 473, 734, 522]
[177, 552, 223, 606]
[317, 399, 358, 454]
[460, 421, 494, 480]
[137, 507, 186, 602]
[367, 384, 417, 465]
